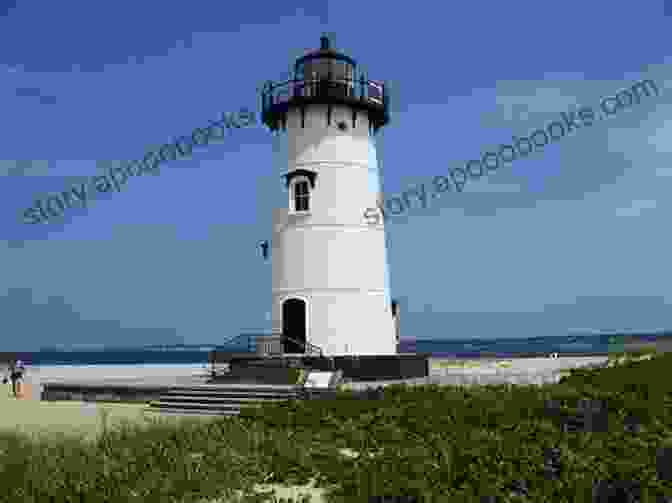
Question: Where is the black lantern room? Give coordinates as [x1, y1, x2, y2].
[261, 35, 389, 134]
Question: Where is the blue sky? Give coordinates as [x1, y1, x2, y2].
[2, 0, 671, 351]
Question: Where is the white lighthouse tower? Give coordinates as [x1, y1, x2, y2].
[261, 35, 397, 357]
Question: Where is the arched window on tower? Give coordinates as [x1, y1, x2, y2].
[290, 176, 311, 213]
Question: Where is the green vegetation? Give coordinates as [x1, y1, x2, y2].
[1, 351, 671, 502]
[287, 367, 305, 385]
[606, 346, 659, 361]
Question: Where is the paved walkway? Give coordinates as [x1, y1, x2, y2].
[343, 356, 611, 390]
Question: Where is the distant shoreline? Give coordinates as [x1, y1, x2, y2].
[430, 344, 667, 360]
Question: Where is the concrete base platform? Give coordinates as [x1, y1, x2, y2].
[28, 355, 616, 406]
[208, 353, 432, 382]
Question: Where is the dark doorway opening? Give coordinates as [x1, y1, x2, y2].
[282, 298, 306, 353]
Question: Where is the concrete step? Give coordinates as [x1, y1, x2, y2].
[164, 384, 300, 392]
[156, 399, 291, 409]
[147, 401, 277, 415]
[159, 395, 295, 402]
[161, 394, 298, 402]
[151, 401, 257, 410]
[147, 382, 302, 416]
[206, 373, 302, 385]
[162, 389, 299, 398]
[146, 407, 241, 417]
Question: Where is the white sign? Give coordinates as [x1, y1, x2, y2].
[303, 371, 335, 389]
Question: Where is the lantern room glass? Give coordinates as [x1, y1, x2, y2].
[295, 57, 355, 99]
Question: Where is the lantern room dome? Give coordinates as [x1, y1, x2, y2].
[293, 35, 358, 78]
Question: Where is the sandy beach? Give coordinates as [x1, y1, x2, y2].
[12, 356, 609, 385]
[0, 364, 213, 442]
[0, 391, 171, 444]
[342, 355, 610, 389]
[3, 355, 612, 399]
[24, 363, 210, 383]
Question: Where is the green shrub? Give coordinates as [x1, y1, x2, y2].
[1, 354, 672, 502]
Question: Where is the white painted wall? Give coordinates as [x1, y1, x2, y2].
[271, 104, 396, 356]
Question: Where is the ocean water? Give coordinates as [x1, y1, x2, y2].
[398, 334, 618, 357]
[5, 332, 666, 366]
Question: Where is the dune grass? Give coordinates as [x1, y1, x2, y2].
[0, 387, 336, 502]
[0, 349, 670, 502]
[606, 346, 659, 361]
[0, 390, 202, 445]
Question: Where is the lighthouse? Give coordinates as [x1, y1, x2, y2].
[261, 35, 397, 357]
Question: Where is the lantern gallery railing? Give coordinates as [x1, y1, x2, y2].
[261, 76, 388, 114]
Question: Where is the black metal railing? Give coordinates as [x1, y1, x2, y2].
[280, 334, 323, 356]
[261, 75, 388, 114]
[208, 333, 324, 371]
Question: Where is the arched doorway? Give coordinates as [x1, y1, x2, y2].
[282, 298, 307, 353]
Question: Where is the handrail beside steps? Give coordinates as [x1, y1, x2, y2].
[208, 333, 324, 372]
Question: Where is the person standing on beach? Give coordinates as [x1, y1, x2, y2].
[7, 360, 25, 398]
[1, 365, 8, 393]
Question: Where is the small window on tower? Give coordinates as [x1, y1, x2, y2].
[292, 178, 310, 212]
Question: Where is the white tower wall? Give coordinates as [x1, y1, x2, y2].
[271, 104, 396, 356]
